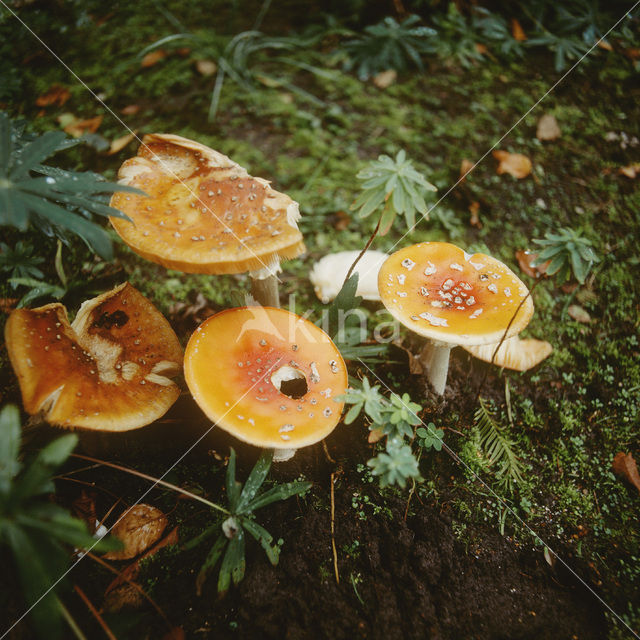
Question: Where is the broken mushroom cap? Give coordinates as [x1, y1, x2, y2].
[109, 133, 305, 276]
[184, 306, 348, 458]
[4, 283, 183, 431]
[378, 242, 534, 346]
[463, 335, 553, 371]
[309, 250, 388, 303]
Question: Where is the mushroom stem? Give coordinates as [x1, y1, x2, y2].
[272, 447, 296, 462]
[419, 340, 452, 395]
[250, 273, 280, 308]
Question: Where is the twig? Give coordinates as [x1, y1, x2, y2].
[57, 597, 88, 640]
[330, 472, 340, 585]
[71, 453, 229, 516]
[343, 217, 381, 285]
[404, 449, 423, 521]
[73, 585, 117, 640]
[323, 441, 336, 464]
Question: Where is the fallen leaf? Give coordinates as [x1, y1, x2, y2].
[493, 150, 532, 179]
[107, 131, 138, 155]
[72, 490, 98, 533]
[612, 452, 640, 494]
[511, 18, 527, 41]
[597, 39, 613, 52]
[543, 546, 556, 568]
[62, 115, 103, 138]
[104, 504, 168, 561]
[568, 304, 591, 323]
[195, 59, 218, 76]
[368, 428, 385, 444]
[561, 282, 578, 294]
[619, 163, 640, 179]
[469, 201, 482, 228]
[121, 104, 141, 115]
[536, 114, 561, 141]
[141, 50, 167, 68]
[515, 250, 547, 278]
[333, 210, 351, 231]
[373, 69, 397, 89]
[175, 47, 191, 57]
[459, 158, 474, 180]
[623, 47, 640, 61]
[475, 43, 488, 55]
[103, 582, 144, 612]
[35, 84, 70, 107]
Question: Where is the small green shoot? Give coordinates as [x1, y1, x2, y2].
[533, 227, 599, 284]
[184, 448, 311, 597]
[417, 423, 445, 451]
[367, 437, 421, 489]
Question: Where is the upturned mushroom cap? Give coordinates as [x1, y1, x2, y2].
[4, 283, 182, 431]
[109, 134, 305, 275]
[463, 336, 553, 371]
[184, 306, 348, 450]
[378, 242, 534, 346]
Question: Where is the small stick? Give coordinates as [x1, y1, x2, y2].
[343, 217, 381, 286]
[330, 472, 339, 585]
[73, 585, 118, 640]
[323, 441, 335, 464]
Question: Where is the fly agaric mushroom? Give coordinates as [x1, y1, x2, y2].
[184, 306, 348, 461]
[109, 134, 305, 307]
[309, 250, 388, 303]
[378, 242, 534, 395]
[462, 335, 552, 371]
[4, 283, 182, 430]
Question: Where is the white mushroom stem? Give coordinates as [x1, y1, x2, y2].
[250, 263, 281, 308]
[419, 339, 453, 396]
[272, 447, 296, 462]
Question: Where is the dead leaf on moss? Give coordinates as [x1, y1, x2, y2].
[121, 104, 141, 115]
[104, 504, 167, 560]
[515, 250, 547, 278]
[107, 131, 138, 155]
[511, 18, 527, 41]
[536, 114, 561, 141]
[568, 304, 591, 324]
[493, 150, 532, 179]
[103, 582, 144, 612]
[612, 452, 640, 494]
[475, 43, 488, 55]
[195, 59, 217, 76]
[333, 210, 351, 231]
[597, 39, 613, 52]
[469, 201, 482, 228]
[460, 158, 474, 180]
[35, 84, 70, 107]
[373, 69, 397, 89]
[368, 428, 385, 443]
[61, 115, 103, 138]
[141, 50, 167, 68]
[619, 163, 640, 179]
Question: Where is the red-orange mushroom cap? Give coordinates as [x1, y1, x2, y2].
[184, 307, 348, 457]
[4, 283, 183, 431]
[378, 242, 534, 394]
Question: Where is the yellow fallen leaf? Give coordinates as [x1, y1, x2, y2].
[62, 115, 103, 138]
[612, 452, 640, 494]
[36, 84, 70, 107]
[459, 158, 474, 180]
[536, 114, 561, 141]
[103, 504, 167, 560]
[469, 201, 482, 228]
[107, 131, 138, 155]
[619, 163, 640, 179]
[511, 18, 527, 41]
[373, 69, 397, 89]
[141, 49, 167, 68]
[568, 304, 591, 324]
[493, 149, 532, 179]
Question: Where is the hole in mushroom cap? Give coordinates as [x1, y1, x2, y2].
[271, 365, 308, 399]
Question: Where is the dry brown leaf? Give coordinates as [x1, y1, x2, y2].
[511, 18, 527, 41]
[597, 39, 613, 51]
[373, 69, 397, 89]
[63, 115, 103, 138]
[515, 250, 547, 278]
[35, 84, 70, 107]
[107, 131, 138, 155]
[460, 158, 474, 180]
[72, 490, 98, 533]
[368, 428, 385, 444]
[493, 150, 532, 179]
[469, 201, 482, 228]
[537, 114, 561, 141]
[141, 50, 167, 68]
[568, 304, 591, 323]
[333, 210, 351, 231]
[623, 47, 640, 61]
[121, 104, 141, 115]
[103, 582, 144, 612]
[195, 59, 218, 76]
[619, 163, 640, 179]
[612, 452, 640, 494]
[475, 43, 488, 55]
[104, 504, 168, 561]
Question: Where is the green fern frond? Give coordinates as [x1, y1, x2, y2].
[474, 398, 524, 490]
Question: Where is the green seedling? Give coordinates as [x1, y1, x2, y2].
[184, 448, 311, 597]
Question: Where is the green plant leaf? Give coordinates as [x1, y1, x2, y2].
[326, 273, 362, 339]
[226, 448, 242, 511]
[9, 131, 69, 181]
[243, 518, 279, 565]
[236, 449, 272, 512]
[196, 532, 227, 596]
[0, 405, 22, 494]
[217, 529, 245, 594]
[241, 480, 311, 514]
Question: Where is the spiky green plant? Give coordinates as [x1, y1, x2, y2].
[533, 227, 599, 283]
[0, 112, 142, 260]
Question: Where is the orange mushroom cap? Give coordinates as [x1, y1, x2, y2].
[109, 134, 305, 275]
[378, 242, 534, 346]
[4, 283, 182, 431]
[184, 307, 348, 450]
